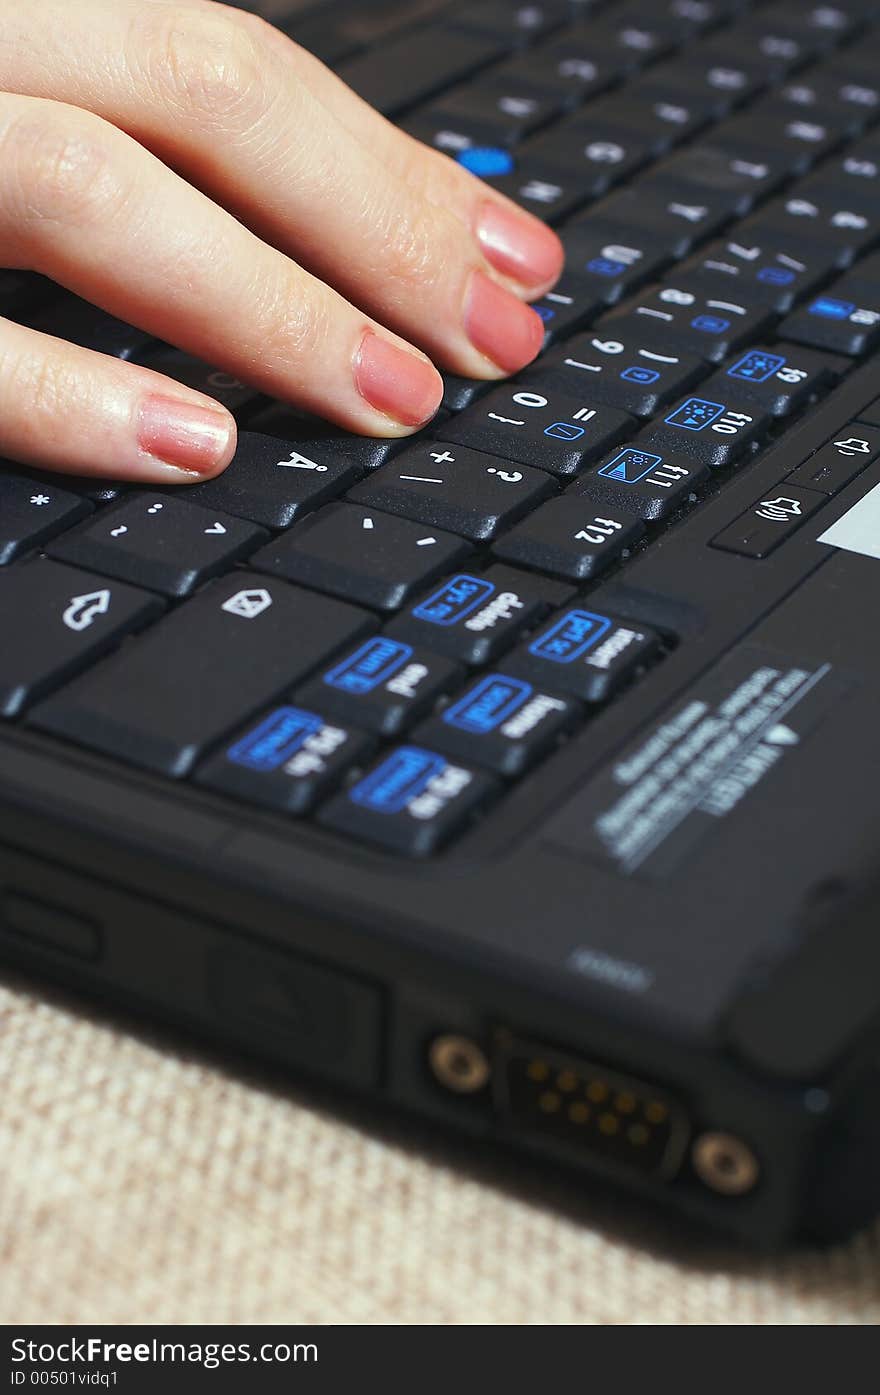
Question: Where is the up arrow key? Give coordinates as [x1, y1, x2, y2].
[205, 522, 227, 535]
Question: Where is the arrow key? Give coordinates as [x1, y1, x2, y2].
[48, 494, 268, 597]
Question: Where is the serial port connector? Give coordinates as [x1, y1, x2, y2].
[493, 1030, 690, 1181]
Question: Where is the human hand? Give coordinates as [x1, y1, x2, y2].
[0, 0, 563, 483]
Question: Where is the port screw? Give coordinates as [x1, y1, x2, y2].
[692, 1132, 760, 1196]
[429, 1035, 491, 1095]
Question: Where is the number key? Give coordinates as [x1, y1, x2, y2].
[444, 386, 634, 477]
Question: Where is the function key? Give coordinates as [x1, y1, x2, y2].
[492, 496, 645, 580]
[48, 495, 267, 599]
[573, 445, 708, 519]
[320, 746, 498, 857]
[706, 343, 844, 416]
[298, 636, 462, 737]
[710, 484, 826, 557]
[641, 392, 770, 467]
[0, 473, 92, 566]
[505, 607, 661, 703]
[525, 328, 707, 416]
[348, 442, 555, 542]
[416, 672, 580, 777]
[197, 705, 374, 815]
[386, 565, 571, 666]
[444, 386, 633, 478]
[181, 431, 362, 530]
[779, 283, 880, 356]
[252, 504, 470, 613]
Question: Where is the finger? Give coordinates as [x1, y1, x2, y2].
[0, 93, 444, 435]
[0, 0, 555, 378]
[0, 315, 236, 482]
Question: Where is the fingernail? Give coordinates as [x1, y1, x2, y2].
[476, 199, 564, 288]
[138, 394, 234, 475]
[464, 270, 545, 374]
[354, 332, 443, 427]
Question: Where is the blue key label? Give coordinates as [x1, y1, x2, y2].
[598, 447, 662, 484]
[443, 676, 533, 734]
[323, 637, 412, 695]
[530, 611, 613, 663]
[227, 708, 323, 772]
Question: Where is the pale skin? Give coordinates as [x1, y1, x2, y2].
[0, 0, 565, 484]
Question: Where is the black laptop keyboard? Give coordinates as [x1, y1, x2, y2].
[4, 0, 880, 857]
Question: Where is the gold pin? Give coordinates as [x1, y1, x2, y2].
[615, 1092, 637, 1114]
[598, 1112, 620, 1136]
[539, 1090, 561, 1114]
[557, 1069, 579, 1092]
[586, 1080, 609, 1103]
[568, 1102, 590, 1125]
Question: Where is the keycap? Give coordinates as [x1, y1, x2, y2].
[444, 386, 634, 478]
[449, 1, 569, 46]
[696, 28, 809, 81]
[416, 672, 580, 777]
[640, 392, 771, 467]
[779, 283, 880, 356]
[772, 66, 880, 134]
[425, 80, 565, 144]
[524, 329, 707, 416]
[713, 109, 843, 174]
[603, 280, 774, 364]
[704, 344, 843, 416]
[573, 445, 709, 519]
[348, 442, 555, 541]
[785, 425, 880, 494]
[560, 220, 673, 302]
[504, 607, 661, 702]
[177, 431, 362, 530]
[587, 89, 711, 155]
[48, 495, 267, 599]
[337, 29, 505, 115]
[197, 705, 375, 815]
[492, 496, 645, 580]
[30, 573, 374, 776]
[481, 158, 594, 223]
[577, 14, 677, 69]
[320, 745, 498, 857]
[746, 191, 880, 268]
[680, 231, 835, 312]
[252, 504, 470, 612]
[133, 349, 260, 417]
[710, 484, 827, 556]
[644, 55, 763, 117]
[495, 38, 619, 107]
[529, 274, 608, 341]
[640, 143, 789, 213]
[0, 559, 164, 719]
[298, 636, 463, 737]
[29, 296, 155, 361]
[527, 118, 652, 194]
[580, 189, 729, 259]
[0, 473, 92, 565]
[385, 565, 572, 666]
[22, 471, 124, 506]
[244, 405, 405, 472]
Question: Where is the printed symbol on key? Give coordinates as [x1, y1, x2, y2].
[756, 496, 804, 522]
[276, 450, 328, 472]
[110, 525, 128, 538]
[487, 468, 524, 483]
[30, 494, 51, 507]
[833, 436, 873, 456]
[62, 590, 111, 633]
[664, 398, 725, 431]
[147, 503, 163, 514]
[221, 588, 273, 619]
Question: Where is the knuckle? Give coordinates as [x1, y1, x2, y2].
[3, 108, 122, 229]
[138, 6, 272, 128]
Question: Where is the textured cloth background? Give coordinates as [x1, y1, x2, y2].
[1, 972, 878, 1325]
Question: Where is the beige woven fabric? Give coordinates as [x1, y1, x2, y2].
[1, 972, 878, 1325]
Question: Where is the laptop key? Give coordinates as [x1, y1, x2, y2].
[252, 503, 470, 613]
[710, 483, 827, 557]
[348, 442, 555, 541]
[523, 329, 707, 416]
[299, 636, 463, 738]
[444, 387, 634, 478]
[681, 231, 835, 312]
[505, 607, 662, 703]
[48, 495, 267, 599]
[320, 745, 498, 857]
[705, 343, 844, 416]
[560, 220, 673, 303]
[573, 446, 709, 520]
[779, 281, 880, 356]
[337, 29, 505, 116]
[492, 496, 645, 581]
[132, 349, 261, 418]
[449, 1, 569, 47]
[0, 473, 92, 566]
[176, 431, 362, 530]
[385, 565, 572, 666]
[29, 574, 375, 777]
[0, 559, 164, 719]
[415, 672, 580, 777]
[480, 157, 593, 224]
[197, 705, 375, 816]
[604, 281, 774, 363]
[640, 393, 771, 468]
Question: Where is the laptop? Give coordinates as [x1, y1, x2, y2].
[2, 0, 880, 1246]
